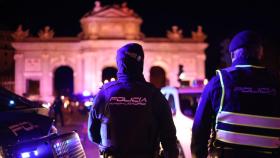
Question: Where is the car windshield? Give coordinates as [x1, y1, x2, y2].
[0, 87, 36, 111]
[179, 92, 201, 118]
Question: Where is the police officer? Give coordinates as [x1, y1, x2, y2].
[191, 30, 280, 158]
[53, 95, 64, 127]
[88, 43, 179, 158]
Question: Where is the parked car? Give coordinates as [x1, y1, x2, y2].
[0, 87, 86, 158]
[161, 86, 203, 158]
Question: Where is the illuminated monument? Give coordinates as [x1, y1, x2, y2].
[12, 1, 207, 101]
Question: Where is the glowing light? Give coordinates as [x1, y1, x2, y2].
[60, 96, 65, 100]
[104, 80, 109, 84]
[64, 102, 69, 108]
[21, 152, 30, 158]
[179, 72, 187, 81]
[203, 79, 208, 85]
[42, 102, 51, 109]
[33, 150, 38, 156]
[82, 90, 91, 97]
[9, 100, 15, 105]
[0, 146, 4, 158]
[84, 101, 93, 107]
[75, 101, 79, 106]
[98, 81, 103, 87]
[110, 78, 116, 81]
[55, 142, 60, 147]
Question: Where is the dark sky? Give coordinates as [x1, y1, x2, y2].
[0, 0, 279, 78]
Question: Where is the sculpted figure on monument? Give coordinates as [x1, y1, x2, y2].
[12, 25, 29, 41]
[167, 25, 183, 41]
[38, 26, 55, 40]
[121, 2, 134, 15]
[93, 1, 102, 12]
[192, 25, 207, 42]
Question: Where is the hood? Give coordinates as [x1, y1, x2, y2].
[116, 43, 145, 80]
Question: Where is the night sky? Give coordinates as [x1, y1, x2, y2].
[0, 0, 279, 79]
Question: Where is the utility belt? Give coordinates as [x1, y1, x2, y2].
[210, 147, 280, 158]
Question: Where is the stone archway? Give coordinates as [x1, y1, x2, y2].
[102, 67, 117, 83]
[150, 66, 166, 89]
[53, 66, 74, 96]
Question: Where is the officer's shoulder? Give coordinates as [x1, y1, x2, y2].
[100, 81, 121, 90]
[143, 81, 156, 88]
[140, 81, 159, 91]
[221, 67, 236, 73]
[206, 74, 222, 90]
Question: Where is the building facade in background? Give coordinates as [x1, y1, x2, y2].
[12, 2, 207, 101]
[0, 30, 15, 91]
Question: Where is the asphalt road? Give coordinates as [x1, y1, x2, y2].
[55, 107, 100, 158]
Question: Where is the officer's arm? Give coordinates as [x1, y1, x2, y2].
[191, 79, 216, 158]
[154, 91, 179, 158]
[88, 92, 104, 144]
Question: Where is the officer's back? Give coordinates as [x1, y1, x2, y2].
[191, 30, 280, 158]
[88, 43, 179, 158]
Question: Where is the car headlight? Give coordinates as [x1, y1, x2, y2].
[20, 150, 39, 158]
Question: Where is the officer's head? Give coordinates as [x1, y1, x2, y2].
[229, 30, 263, 62]
[116, 43, 144, 76]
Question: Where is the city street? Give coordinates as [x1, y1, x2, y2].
[55, 107, 100, 158]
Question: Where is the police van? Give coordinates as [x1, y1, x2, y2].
[161, 85, 204, 158]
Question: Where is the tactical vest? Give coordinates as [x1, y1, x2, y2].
[214, 65, 280, 152]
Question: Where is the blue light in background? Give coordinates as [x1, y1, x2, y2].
[21, 152, 30, 158]
[34, 150, 38, 156]
[9, 100, 15, 107]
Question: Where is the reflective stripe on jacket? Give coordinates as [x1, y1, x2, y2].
[214, 65, 280, 150]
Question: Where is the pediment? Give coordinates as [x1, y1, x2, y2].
[91, 7, 136, 18]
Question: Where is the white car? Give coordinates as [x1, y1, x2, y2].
[161, 86, 203, 158]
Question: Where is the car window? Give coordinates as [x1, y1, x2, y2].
[179, 93, 200, 118]
[167, 94, 176, 115]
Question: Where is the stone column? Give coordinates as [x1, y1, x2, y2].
[41, 52, 52, 101]
[82, 52, 95, 93]
[74, 54, 83, 94]
[196, 54, 206, 79]
[91, 53, 100, 94]
[14, 53, 24, 96]
[169, 54, 180, 87]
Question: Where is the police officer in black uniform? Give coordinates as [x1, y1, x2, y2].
[88, 43, 179, 158]
[191, 30, 280, 158]
[53, 95, 64, 127]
